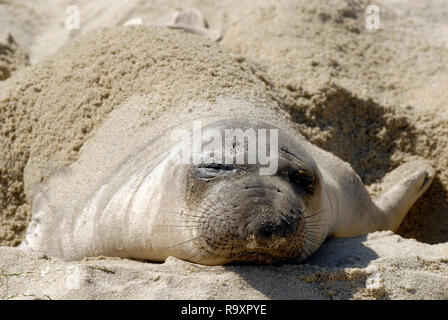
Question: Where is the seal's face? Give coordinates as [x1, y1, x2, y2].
[171, 119, 327, 265]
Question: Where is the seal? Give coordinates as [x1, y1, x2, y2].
[20, 113, 434, 265]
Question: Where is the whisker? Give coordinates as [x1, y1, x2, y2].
[160, 235, 203, 250]
[216, 201, 232, 213]
[305, 227, 327, 235]
[163, 208, 206, 218]
[304, 208, 326, 220]
[154, 219, 202, 224]
[302, 244, 312, 258]
[192, 204, 211, 212]
[305, 224, 329, 229]
[305, 241, 317, 253]
[178, 213, 205, 219]
[186, 208, 209, 215]
[304, 234, 324, 243]
[210, 191, 240, 210]
[181, 245, 205, 262]
[203, 197, 231, 214]
[188, 237, 222, 264]
[192, 249, 215, 265]
[152, 224, 201, 229]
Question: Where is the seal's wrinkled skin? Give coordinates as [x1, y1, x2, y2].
[20, 117, 434, 265]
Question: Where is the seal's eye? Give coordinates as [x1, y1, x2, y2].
[289, 168, 315, 194]
[194, 164, 236, 180]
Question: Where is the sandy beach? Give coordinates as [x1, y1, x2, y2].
[0, 0, 447, 299]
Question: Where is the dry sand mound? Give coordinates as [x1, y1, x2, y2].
[0, 26, 280, 246]
[0, 0, 447, 299]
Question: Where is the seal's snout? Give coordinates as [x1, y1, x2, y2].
[205, 176, 310, 261]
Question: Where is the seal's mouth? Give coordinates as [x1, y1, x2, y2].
[197, 237, 306, 265]
[184, 198, 328, 265]
[189, 195, 310, 264]
[181, 171, 327, 264]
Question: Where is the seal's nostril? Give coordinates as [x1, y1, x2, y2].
[247, 221, 280, 240]
[244, 219, 292, 250]
[259, 226, 275, 239]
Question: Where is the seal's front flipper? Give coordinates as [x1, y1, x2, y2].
[374, 160, 435, 232]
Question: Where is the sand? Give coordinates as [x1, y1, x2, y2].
[1, 231, 448, 300]
[0, 33, 29, 81]
[0, 0, 447, 299]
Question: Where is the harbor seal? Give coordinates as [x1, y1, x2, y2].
[20, 112, 434, 265]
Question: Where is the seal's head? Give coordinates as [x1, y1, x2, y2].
[167, 119, 328, 265]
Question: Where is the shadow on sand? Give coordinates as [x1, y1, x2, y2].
[224, 235, 379, 299]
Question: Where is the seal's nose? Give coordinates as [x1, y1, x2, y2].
[244, 219, 293, 249]
[247, 221, 280, 239]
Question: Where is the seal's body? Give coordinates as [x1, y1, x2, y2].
[21, 105, 434, 265]
[18, 24, 434, 265]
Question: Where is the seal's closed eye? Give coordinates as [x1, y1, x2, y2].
[279, 147, 317, 194]
[288, 168, 316, 194]
[198, 163, 236, 170]
[193, 163, 237, 180]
